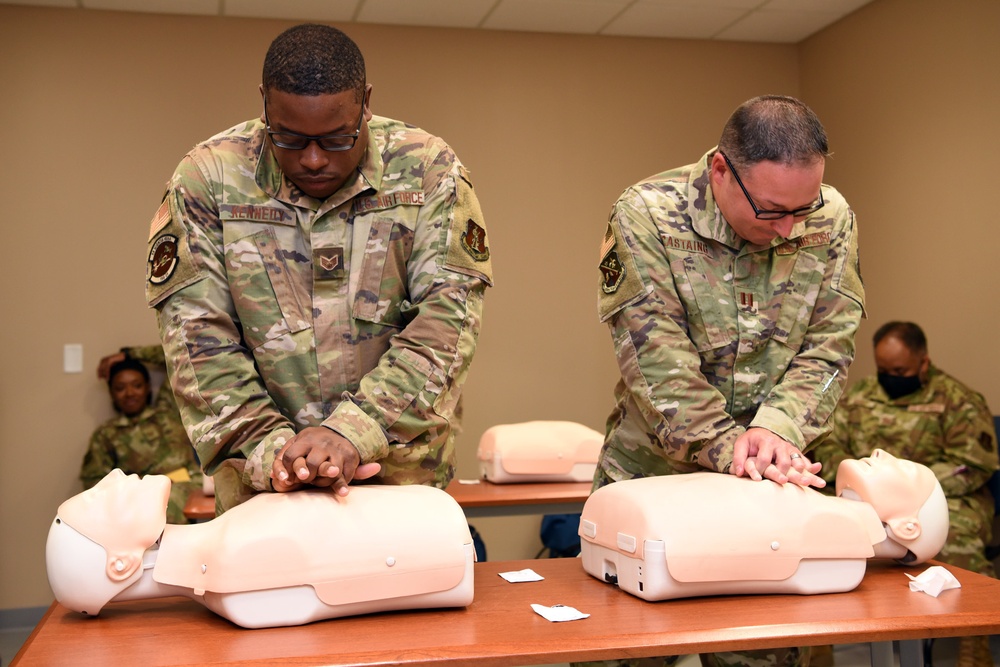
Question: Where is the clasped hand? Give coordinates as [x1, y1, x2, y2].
[271, 426, 380, 496]
[731, 427, 825, 488]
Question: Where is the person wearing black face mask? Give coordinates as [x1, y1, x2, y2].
[811, 321, 998, 667]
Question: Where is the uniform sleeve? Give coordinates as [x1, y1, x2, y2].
[125, 345, 166, 368]
[324, 153, 491, 462]
[80, 426, 117, 490]
[750, 197, 866, 448]
[598, 189, 742, 473]
[932, 390, 999, 496]
[148, 155, 296, 492]
[806, 390, 856, 487]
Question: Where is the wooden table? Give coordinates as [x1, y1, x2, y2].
[12, 558, 1000, 667]
[183, 480, 591, 521]
[444, 479, 590, 518]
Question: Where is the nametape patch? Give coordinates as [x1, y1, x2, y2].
[355, 191, 425, 213]
[907, 403, 946, 414]
[663, 235, 713, 257]
[776, 231, 832, 255]
[219, 204, 294, 224]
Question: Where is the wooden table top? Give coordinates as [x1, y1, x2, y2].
[13, 558, 1000, 667]
[184, 479, 592, 521]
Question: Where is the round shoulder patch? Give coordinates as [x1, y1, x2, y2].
[148, 234, 179, 285]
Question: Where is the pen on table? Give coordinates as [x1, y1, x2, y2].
[822, 369, 840, 393]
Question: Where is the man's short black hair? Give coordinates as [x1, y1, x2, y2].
[262, 23, 366, 99]
[873, 321, 928, 355]
[718, 95, 829, 170]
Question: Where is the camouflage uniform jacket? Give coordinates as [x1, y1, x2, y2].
[814, 365, 998, 507]
[145, 116, 492, 511]
[80, 345, 203, 524]
[596, 148, 865, 483]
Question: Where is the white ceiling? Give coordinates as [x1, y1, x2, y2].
[2, 0, 876, 43]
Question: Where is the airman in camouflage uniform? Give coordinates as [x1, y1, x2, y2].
[812, 321, 997, 666]
[145, 25, 491, 513]
[589, 96, 865, 667]
[81, 345, 202, 524]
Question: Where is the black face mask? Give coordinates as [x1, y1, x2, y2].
[878, 372, 922, 399]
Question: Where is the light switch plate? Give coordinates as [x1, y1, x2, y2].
[64, 344, 83, 373]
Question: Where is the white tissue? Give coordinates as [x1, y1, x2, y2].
[499, 568, 544, 583]
[906, 565, 961, 597]
[530, 604, 590, 622]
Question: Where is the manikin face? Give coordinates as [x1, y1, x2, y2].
[261, 86, 372, 200]
[61, 470, 170, 542]
[836, 449, 930, 512]
[710, 152, 825, 246]
[836, 449, 948, 563]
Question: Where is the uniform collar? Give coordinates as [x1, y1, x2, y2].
[253, 118, 384, 211]
[112, 405, 156, 427]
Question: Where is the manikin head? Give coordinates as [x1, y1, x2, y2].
[836, 449, 948, 564]
[46, 469, 170, 615]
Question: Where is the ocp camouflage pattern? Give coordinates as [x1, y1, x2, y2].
[146, 116, 492, 512]
[595, 148, 865, 485]
[80, 346, 202, 524]
[812, 365, 998, 576]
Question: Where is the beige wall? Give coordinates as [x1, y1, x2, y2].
[800, 0, 1000, 390]
[0, 0, 996, 611]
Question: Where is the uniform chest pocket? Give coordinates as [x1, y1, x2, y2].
[770, 250, 822, 351]
[673, 255, 735, 353]
[224, 227, 310, 350]
[352, 218, 414, 329]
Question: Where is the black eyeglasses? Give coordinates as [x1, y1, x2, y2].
[720, 152, 825, 220]
[264, 91, 367, 152]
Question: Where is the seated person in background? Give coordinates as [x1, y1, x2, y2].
[811, 321, 998, 667]
[81, 346, 203, 524]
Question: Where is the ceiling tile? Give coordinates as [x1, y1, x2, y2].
[763, 0, 872, 12]
[1, 0, 77, 7]
[83, 0, 217, 15]
[224, 0, 359, 22]
[357, 0, 496, 29]
[483, 0, 631, 35]
[602, 2, 747, 39]
[715, 8, 844, 43]
[0, 0, 878, 42]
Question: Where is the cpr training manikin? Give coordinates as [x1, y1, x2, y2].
[579, 449, 949, 601]
[46, 448, 947, 629]
[46, 470, 476, 628]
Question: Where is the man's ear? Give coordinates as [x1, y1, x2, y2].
[709, 151, 728, 187]
[887, 516, 922, 541]
[105, 551, 142, 582]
